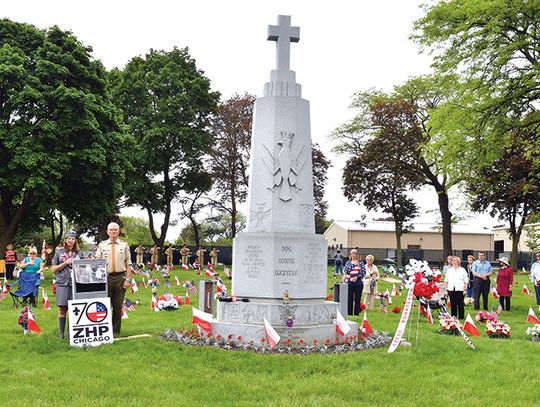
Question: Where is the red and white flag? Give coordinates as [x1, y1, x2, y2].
[131, 280, 138, 293]
[185, 291, 190, 305]
[463, 313, 480, 337]
[121, 307, 129, 319]
[181, 264, 189, 270]
[385, 289, 393, 305]
[391, 284, 398, 297]
[336, 310, 351, 336]
[527, 307, 540, 324]
[192, 307, 213, 332]
[175, 276, 180, 286]
[491, 286, 500, 298]
[264, 317, 281, 349]
[2, 279, 9, 293]
[224, 266, 231, 278]
[522, 284, 531, 295]
[361, 312, 372, 337]
[141, 278, 147, 288]
[27, 308, 41, 334]
[42, 290, 51, 311]
[151, 295, 158, 311]
[205, 268, 216, 278]
[216, 279, 227, 294]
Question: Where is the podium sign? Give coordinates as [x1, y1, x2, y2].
[68, 297, 113, 347]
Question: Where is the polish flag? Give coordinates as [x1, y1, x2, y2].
[361, 313, 372, 337]
[185, 291, 190, 305]
[27, 308, 41, 334]
[192, 307, 213, 332]
[264, 317, 281, 349]
[175, 276, 180, 286]
[42, 290, 51, 311]
[385, 289, 393, 305]
[205, 268, 216, 278]
[522, 284, 531, 295]
[141, 278, 147, 288]
[336, 310, 351, 336]
[151, 295, 158, 311]
[131, 280, 138, 293]
[182, 264, 189, 270]
[224, 266, 231, 278]
[121, 307, 129, 319]
[492, 286, 500, 298]
[527, 307, 540, 324]
[426, 304, 434, 325]
[2, 279, 9, 293]
[216, 279, 227, 293]
[463, 313, 480, 337]
[391, 284, 398, 296]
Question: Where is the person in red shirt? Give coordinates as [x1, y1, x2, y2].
[4, 243, 17, 280]
[496, 257, 513, 311]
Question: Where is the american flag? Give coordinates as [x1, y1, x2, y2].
[124, 298, 137, 311]
[380, 303, 388, 314]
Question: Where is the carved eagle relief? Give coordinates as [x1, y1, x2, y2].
[262, 132, 307, 201]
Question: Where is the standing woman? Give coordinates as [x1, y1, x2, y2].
[4, 243, 17, 280]
[496, 257, 513, 311]
[19, 247, 44, 306]
[51, 231, 81, 339]
[343, 249, 366, 316]
[444, 256, 469, 319]
[363, 254, 379, 310]
[466, 255, 475, 299]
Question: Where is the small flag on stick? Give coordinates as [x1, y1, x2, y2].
[463, 313, 480, 337]
[336, 310, 351, 336]
[527, 307, 540, 324]
[264, 318, 281, 349]
[522, 284, 531, 295]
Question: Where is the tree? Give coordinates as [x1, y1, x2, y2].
[178, 185, 210, 248]
[202, 212, 246, 245]
[468, 129, 540, 271]
[413, 0, 540, 158]
[208, 93, 254, 239]
[119, 216, 154, 246]
[110, 47, 219, 248]
[312, 144, 332, 234]
[340, 97, 422, 267]
[0, 19, 129, 255]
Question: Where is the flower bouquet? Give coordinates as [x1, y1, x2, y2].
[403, 259, 441, 300]
[439, 315, 460, 335]
[486, 320, 511, 339]
[525, 325, 540, 342]
[475, 311, 496, 323]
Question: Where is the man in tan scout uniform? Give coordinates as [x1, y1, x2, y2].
[210, 247, 219, 268]
[150, 245, 160, 265]
[180, 245, 190, 266]
[164, 245, 175, 267]
[95, 222, 133, 334]
[135, 244, 145, 265]
[196, 247, 206, 270]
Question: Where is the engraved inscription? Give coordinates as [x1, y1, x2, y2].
[274, 242, 298, 277]
[242, 245, 264, 279]
[303, 242, 325, 283]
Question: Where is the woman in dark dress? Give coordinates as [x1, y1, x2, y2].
[51, 231, 81, 339]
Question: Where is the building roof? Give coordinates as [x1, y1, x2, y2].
[328, 220, 494, 235]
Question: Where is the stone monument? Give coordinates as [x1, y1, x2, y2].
[212, 15, 358, 344]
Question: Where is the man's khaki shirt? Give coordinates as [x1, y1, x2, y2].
[95, 239, 131, 273]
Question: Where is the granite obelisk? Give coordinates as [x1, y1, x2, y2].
[212, 15, 357, 344]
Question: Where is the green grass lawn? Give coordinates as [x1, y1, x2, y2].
[1, 265, 539, 406]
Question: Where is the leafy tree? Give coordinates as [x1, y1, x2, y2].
[312, 144, 332, 234]
[468, 129, 540, 270]
[110, 47, 219, 248]
[119, 216, 154, 245]
[208, 93, 254, 239]
[0, 19, 129, 255]
[340, 97, 422, 266]
[178, 186, 209, 248]
[413, 0, 540, 158]
[202, 211, 246, 244]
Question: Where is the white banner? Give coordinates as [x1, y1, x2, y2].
[68, 297, 113, 347]
[388, 283, 415, 353]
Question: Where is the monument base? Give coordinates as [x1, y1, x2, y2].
[210, 299, 359, 346]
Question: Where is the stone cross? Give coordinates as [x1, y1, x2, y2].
[267, 15, 299, 72]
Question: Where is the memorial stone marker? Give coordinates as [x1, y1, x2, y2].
[212, 15, 358, 344]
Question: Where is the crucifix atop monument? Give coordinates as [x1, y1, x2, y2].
[265, 15, 301, 97]
[267, 15, 299, 73]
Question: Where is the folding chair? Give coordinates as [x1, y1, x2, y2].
[9, 272, 41, 308]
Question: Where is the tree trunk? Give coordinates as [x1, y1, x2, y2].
[394, 225, 402, 268]
[0, 190, 35, 258]
[509, 204, 528, 272]
[437, 191, 453, 257]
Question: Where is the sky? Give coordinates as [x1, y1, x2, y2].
[1, 0, 499, 240]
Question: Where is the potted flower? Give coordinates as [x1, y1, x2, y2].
[439, 315, 460, 335]
[525, 325, 540, 342]
[475, 311, 496, 323]
[486, 320, 511, 339]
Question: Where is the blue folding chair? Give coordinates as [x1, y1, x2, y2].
[9, 272, 41, 308]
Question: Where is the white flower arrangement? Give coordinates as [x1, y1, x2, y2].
[525, 324, 540, 339]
